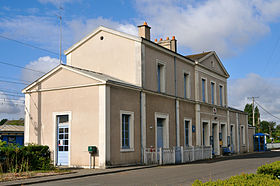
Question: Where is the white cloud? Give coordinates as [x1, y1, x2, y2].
[67, 17, 137, 42]
[0, 16, 62, 51]
[38, 0, 75, 6]
[228, 73, 280, 122]
[135, 0, 280, 57]
[0, 16, 137, 53]
[0, 92, 24, 120]
[21, 56, 60, 83]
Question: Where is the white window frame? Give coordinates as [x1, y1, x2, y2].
[202, 120, 210, 146]
[183, 70, 191, 99]
[156, 59, 166, 93]
[184, 118, 192, 147]
[120, 110, 134, 152]
[210, 81, 216, 105]
[201, 77, 208, 103]
[219, 84, 224, 106]
[220, 123, 227, 147]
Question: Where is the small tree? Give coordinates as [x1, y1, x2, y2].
[0, 119, 8, 125]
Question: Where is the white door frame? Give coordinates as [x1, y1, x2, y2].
[53, 111, 72, 166]
[155, 112, 169, 149]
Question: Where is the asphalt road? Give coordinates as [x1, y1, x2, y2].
[33, 151, 280, 186]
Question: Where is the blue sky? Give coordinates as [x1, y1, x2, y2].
[0, 0, 280, 122]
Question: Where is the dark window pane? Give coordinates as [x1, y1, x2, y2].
[59, 146, 63, 151]
[64, 146, 68, 151]
[64, 140, 68, 145]
[65, 128, 69, 133]
[58, 115, 69, 123]
[59, 134, 63, 139]
[65, 134, 68, 139]
[59, 128, 63, 133]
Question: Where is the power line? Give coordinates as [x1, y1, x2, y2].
[0, 34, 59, 56]
[0, 79, 28, 85]
[255, 101, 280, 121]
[0, 93, 24, 98]
[0, 60, 45, 74]
[0, 88, 23, 94]
[0, 90, 23, 95]
[0, 76, 31, 83]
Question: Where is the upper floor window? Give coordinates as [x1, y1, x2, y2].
[120, 111, 134, 151]
[202, 78, 206, 102]
[184, 73, 189, 99]
[219, 85, 223, 106]
[211, 82, 215, 104]
[157, 62, 165, 93]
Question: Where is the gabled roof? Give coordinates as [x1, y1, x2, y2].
[22, 64, 129, 93]
[187, 51, 229, 78]
[185, 51, 211, 61]
[0, 124, 24, 132]
[64, 26, 141, 55]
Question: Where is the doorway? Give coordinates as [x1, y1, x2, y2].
[212, 123, 219, 155]
[57, 115, 69, 166]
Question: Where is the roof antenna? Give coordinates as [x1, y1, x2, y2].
[56, 1, 63, 64]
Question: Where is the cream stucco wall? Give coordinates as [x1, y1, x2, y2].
[26, 68, 101, 167]
[68, 30, 142, 86]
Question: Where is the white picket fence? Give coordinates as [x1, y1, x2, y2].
[144, 146, 212, 165]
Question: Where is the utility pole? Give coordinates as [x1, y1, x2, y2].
[247, 96, 259, 127]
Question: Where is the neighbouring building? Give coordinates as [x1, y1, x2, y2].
[23, 22, 250, 168]
[0, 123, 24, 146]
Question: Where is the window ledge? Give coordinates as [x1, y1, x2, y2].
[120, 148, 134, 152]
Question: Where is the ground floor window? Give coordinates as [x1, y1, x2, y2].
[120, 111, 134, 151]
[184, 119, 192, 147]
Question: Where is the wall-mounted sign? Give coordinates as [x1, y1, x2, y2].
[192, 125, 196, 132]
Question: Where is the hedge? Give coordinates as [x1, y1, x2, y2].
[192, 173, 280, 186]
[257, 161, 280, 178]
[0, 141, 53, 173]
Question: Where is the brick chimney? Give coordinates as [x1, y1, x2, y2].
[156, 36, 177, 52]
[138, 21, 151, 40]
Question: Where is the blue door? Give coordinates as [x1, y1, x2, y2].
[157, 118, 164, 148]
[57, 125, 69, 166]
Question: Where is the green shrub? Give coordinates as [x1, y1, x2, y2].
[0, 143, 53, 173]
[192, 173, 280, 186]
[257, 161, 280, 178]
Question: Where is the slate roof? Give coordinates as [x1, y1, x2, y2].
[185, 51, 211, 61]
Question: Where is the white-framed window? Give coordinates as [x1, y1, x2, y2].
[120, 110, 134, 152]
[156, 60, 166, 93]
[219, 84, 224, 106]
[184, 119, 192, 147]
[210, 81, 216, 105]
[201, 78, 207, 103]
[183, 72, 190, 99]
[241, 125, 245, 145]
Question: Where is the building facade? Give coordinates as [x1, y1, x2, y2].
[23, 23, 249, 168]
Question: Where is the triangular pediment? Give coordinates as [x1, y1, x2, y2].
[187, 51, 229, 78]
[22, 65, 105, 93]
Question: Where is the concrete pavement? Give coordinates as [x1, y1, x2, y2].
[3, 151, 280, 186]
